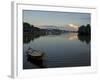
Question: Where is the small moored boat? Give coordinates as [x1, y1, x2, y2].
[26, 48, 44, 60]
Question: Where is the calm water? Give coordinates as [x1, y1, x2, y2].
[23, 33, 90, 69]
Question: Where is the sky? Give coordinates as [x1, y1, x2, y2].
[23, 10, 91, 30]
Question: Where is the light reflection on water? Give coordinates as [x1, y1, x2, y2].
[23, 33, 90, 69]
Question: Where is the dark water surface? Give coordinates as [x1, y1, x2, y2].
[23, 33, 90, 69]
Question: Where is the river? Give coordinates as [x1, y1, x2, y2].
[23, 33, 90, 69]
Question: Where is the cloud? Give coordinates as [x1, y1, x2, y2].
[68, 24, 79, 29]
[64, 24, 79, 31]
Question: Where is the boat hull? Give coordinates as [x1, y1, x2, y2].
[27, 53, 44, 60]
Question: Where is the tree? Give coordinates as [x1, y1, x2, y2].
[23, 22, 31, 28]
[78, 24, 91, 35]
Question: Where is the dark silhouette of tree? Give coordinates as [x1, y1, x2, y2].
[23, 22, 30, 28]
[78, 24, 91, 44]
[86, 24, 91, 35]
[78, 24, 91, 35]
[23, 22, 46, 43]
[23, 22, 40, 32]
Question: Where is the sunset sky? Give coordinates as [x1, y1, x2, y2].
[23, 10, 91, 31]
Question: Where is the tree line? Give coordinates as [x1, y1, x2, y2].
[78, 24, 91, 35]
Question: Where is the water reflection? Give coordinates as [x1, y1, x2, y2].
[23, 33, 40, 43]
[78, 34, 90, 44]
[65, 33, 78, 40]
[23, 32, 90, 69]
[27, 54, 47, 68]
[23, 32, 90, 44]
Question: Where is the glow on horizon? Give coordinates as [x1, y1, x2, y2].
[23, 10, 91, 29]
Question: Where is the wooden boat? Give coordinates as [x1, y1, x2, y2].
[26, 48, 44, 60]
